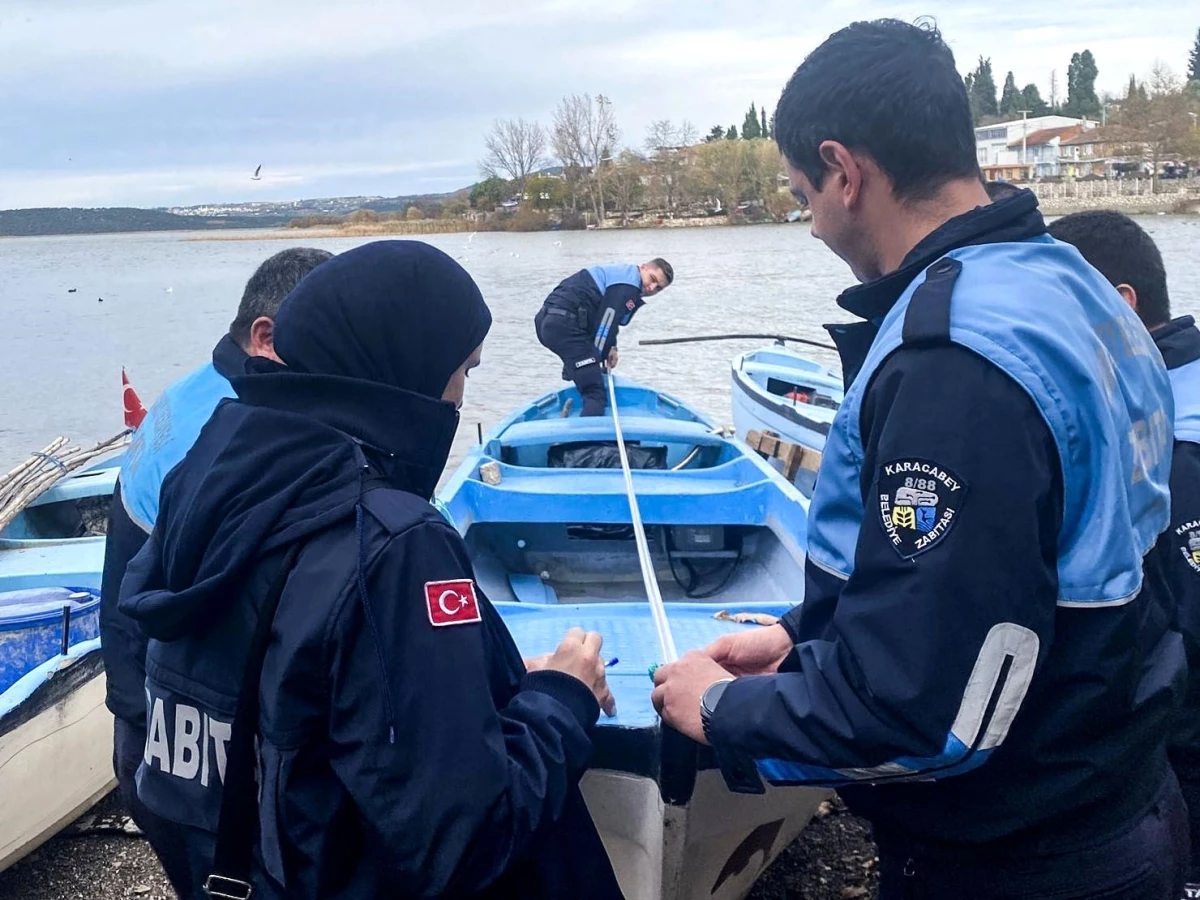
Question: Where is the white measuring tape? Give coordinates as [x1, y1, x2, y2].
[606, 375, 678, 663]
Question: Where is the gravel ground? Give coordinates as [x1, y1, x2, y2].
[0, 791, 877, 900]
[0, 795, 175, 900]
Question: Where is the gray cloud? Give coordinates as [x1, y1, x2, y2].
[0, 0, 1191, 208]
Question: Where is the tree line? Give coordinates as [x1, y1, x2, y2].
[474, 97, 795, 226]
[1108, 59, 1200, 184]
[967, 28, 1200, 126]
[347, 28, 1200, 232]
[965, 51, 1102, 122]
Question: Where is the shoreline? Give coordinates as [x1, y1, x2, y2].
[2, 191, 1196, 242]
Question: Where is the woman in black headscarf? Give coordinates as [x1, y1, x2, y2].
[120, 241, 623, 900]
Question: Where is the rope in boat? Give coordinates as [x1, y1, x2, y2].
[606, 374, 678, 663]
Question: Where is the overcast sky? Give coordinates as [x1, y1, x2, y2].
[0, 0, 1193, 209]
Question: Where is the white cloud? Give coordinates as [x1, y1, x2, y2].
[1, 0, 1193, 208]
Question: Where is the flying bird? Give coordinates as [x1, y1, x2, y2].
[251, 164, 263, 181]
[67, 288, 76, 293]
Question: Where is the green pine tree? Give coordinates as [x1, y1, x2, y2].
[706, 124, 725, 143]
[761, 107, 769, 139]
[726, 124, 738, 140]
[1021, 83, 1048, 115]
[1065, 50, 1100, 118]
[999, 71, 1021, 117]
[1189, 27, 1200, 83]
[742, 103, 762, 140]
[967, 58, 998, 121]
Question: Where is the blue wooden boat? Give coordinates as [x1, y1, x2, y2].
[0, 456, 122, 873]
[730, 344, 844, 494]
[439, 379, 830, 900]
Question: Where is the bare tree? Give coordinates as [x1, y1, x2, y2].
[1150, 59, 1182, 97]
[481, 118, 548, 194]
[645, 120, 686, 214]
[552, 93, 620, 224]
[678, 119, 699, 147]
[607, 149, 647, 225]
[645, 119, 677, 152]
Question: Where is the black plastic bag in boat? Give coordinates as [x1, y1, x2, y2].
[547, 441, 667, 470]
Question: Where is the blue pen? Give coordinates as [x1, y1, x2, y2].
[605, 657, 619, 668]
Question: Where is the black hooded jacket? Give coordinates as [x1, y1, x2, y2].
[119, 242, 624, 899]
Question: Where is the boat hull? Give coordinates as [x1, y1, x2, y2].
[729, 349, 843, 495]
[444, 380, 823, 900]
[0, 458, 120, 875]
[583, 768, 830, 900]
[0, 643, 115, 874]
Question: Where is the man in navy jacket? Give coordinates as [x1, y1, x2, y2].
[653, 20, 1187, 899]
[535, 258, 673, 414]
[1050, 210, 1200, 895]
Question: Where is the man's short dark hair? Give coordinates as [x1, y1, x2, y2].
[1047, 211, 1171, 328]
[984, 181, 1023, 201]
[228, 247, 334, 346]
[774, 19, 980, 202]
[650, 257, 674, 285]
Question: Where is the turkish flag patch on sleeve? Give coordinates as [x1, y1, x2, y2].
[425, 579, 482, 627]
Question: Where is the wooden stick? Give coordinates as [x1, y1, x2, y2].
[0, 432, 128, 532]
[638, 333, 837, 352]
[0, 438, 68, 493]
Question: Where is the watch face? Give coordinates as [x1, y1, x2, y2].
[702, 679, 733, 718]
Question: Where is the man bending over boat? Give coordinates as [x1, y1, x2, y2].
[100, 247, 332, 895]
[652, 20, 1187, 899]
[535, 258, 673, 415]
[118, 242, 622, 900]
[1049, 210, 1200, 898]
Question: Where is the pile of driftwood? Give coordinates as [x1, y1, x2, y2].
[0, 433, 129, 533]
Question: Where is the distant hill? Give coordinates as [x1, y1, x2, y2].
[0, 207, 284, 236]
[0, 188, 467, 237]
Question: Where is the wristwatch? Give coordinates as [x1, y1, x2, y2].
[700, 678, 735, 742]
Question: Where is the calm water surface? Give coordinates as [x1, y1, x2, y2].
[2, 219, 1198, 475]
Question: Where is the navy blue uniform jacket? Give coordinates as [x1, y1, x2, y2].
[706, 196, 1182, 851]
[1158, 317, 1200, 777]
[118, 364, 623, 899]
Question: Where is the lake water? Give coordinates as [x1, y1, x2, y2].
[2, 218, 1198, 474]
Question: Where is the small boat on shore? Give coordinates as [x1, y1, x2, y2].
[730, 344, 843, 494]
[438, 379, 829, 900]
[0, 454, 121, 874]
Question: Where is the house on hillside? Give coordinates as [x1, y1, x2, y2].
[1059, 126, 1147, 178]
[975, 115, 1094, 182]
[1002, 125, 1085, 178]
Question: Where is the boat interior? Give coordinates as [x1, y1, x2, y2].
[0, 462, 118, 542]
[487, 386, 735, 471]
[465, 518, 804, 607]
[446, 382, 809, 609]
[738, 348, 844, 409]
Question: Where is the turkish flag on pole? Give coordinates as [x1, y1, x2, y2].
[122, 368, 147, 430]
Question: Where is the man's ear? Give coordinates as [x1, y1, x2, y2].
[248, 316, 281, 363]
[818, 141, 862, 209]
[1115, 283, 1138, 314]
